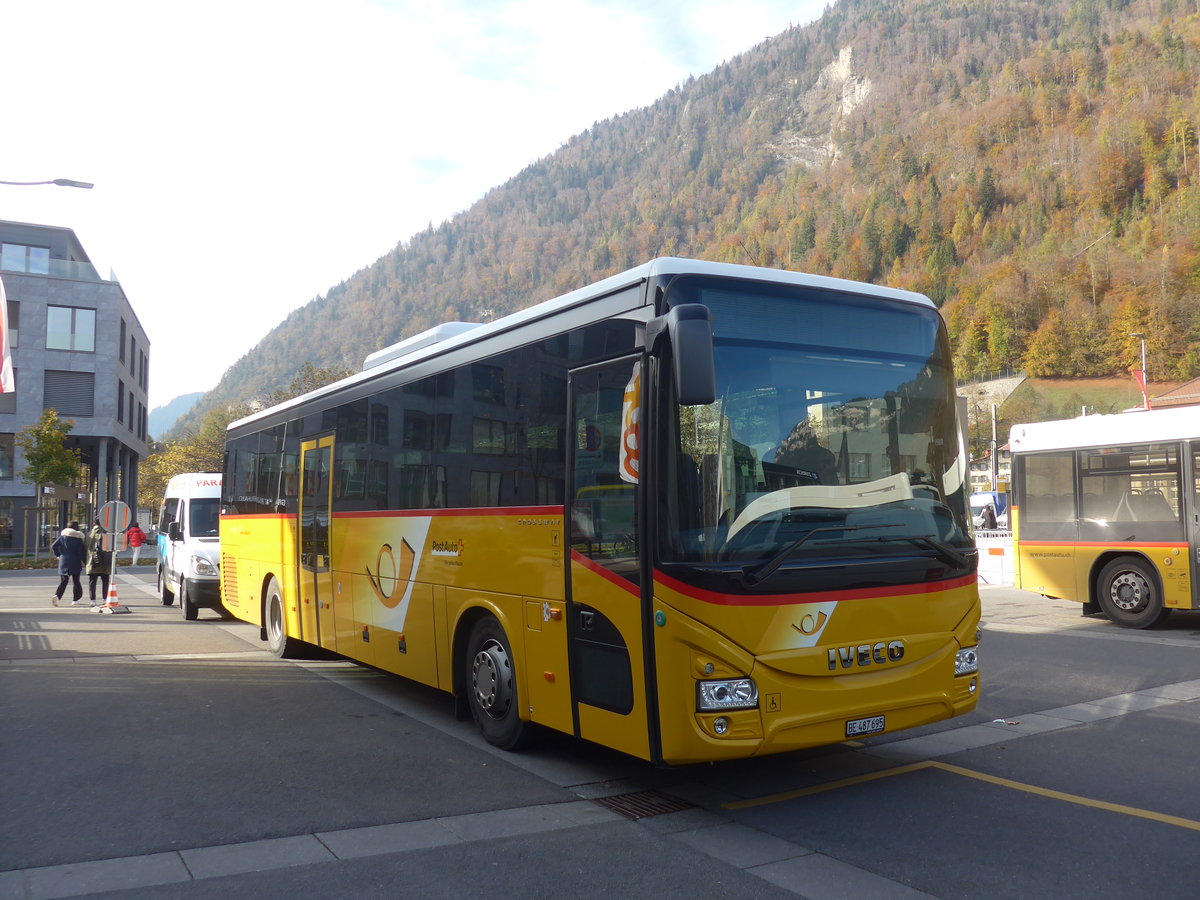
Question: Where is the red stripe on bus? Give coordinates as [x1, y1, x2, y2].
[334, 506, 564, 519]
[222, 507, 564, 520]
[1018, 541, 1188, 549]
[652, 569, 977, 607]
[570, 550, 640, 595]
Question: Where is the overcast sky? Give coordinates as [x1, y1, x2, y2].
[2, 0, 825, 411]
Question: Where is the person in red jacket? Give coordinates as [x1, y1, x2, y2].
[126, 522, 147, 566]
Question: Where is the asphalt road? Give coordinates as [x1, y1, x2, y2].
[2, 569, 1198, 899]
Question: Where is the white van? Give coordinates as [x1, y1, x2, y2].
[157, 473, 223, 620]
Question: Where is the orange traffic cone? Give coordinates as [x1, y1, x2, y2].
[97, 579, 131, 615]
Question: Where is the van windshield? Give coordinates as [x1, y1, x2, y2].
[189, 498, 220, 538]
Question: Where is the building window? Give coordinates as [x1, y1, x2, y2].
[0, 433, 14, 479]
[120, 319, 126, 362]
[0, 370, 15, 414]
[118, 379, 125, 423]
[5, 301, 17, 348]
[472, 364, 505, 404]
[850, 452, 870, 481]
[470, 470, 502, 506]
[46, 306, 96, 352]
[0, 497, 12, 548]
[44, 370, 95, 416]
[1, 243, 50, 274]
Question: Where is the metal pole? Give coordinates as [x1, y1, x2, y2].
[990, 404, 998, 491]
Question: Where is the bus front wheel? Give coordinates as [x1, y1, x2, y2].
[1097, 557, 1170, 629]
[464, 616, 531, 750]
[265, 578, 303, 658]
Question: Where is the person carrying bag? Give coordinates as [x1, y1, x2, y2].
[85, 519, 113, 606]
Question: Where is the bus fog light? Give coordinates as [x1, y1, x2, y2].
[696, 678, 758, 711]
[713, 716, 729, 735]
[955, 646, 979, 676]
[969, 678, 978, 694]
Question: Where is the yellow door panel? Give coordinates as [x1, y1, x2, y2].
[1020, 546, 1078, 600]
[371, 582, 438, 686]
[522, 598, 573, 734]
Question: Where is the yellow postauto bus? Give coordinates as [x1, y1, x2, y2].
[1009, 406, 1200, 628]
[220, 258, 981, 764]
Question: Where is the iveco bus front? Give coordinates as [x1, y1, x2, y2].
[649, 272, 980, 761]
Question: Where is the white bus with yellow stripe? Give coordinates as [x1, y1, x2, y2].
[220, 258, 980, 764]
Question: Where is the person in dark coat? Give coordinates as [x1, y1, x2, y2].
[51, 521, 86, 606]
[980, 505, 997, 530]
[85, 519, 113, 606]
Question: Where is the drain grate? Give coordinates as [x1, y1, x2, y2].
[593, 790, 693, 820]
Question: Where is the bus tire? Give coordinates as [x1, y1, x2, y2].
[265, 577, 303, 658]
[464, 616, 531, 750]
[158, 566, 173, 606]
[1097, 557, 1170, 629]
[180, 579, 198, 621]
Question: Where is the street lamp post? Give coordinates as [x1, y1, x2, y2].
[0, 178, 93, 189]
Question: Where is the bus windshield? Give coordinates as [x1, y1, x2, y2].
[660, 277, 973, 590]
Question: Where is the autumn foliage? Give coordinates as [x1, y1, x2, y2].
[184, 0, 1200, 433]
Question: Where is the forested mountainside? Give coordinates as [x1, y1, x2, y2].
[181, 0, 1200, 432]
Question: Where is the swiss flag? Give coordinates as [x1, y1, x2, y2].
[1131, 367, 1152, 410]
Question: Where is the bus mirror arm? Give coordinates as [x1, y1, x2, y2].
[648, 304, 716, 407]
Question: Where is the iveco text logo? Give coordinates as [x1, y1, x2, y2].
[827, 641, 905, 670]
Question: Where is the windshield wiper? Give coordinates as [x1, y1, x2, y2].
[740, 523, 903, 586]
[892, 535, 973, 570]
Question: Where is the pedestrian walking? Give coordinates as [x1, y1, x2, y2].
[51, 522, 86, 606]
[126, 522, 147, 566]
[85, 519, 113, 606]
[980, 504, 997, 530]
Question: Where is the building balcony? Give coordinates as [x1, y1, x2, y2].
[0, 257, 106, 283]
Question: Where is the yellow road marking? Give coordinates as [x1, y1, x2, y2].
[724, 760, 1200, 833]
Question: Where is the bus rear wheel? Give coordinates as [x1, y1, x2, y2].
[1097, 557, 1170, 629]
[464, 616, 531, 750]
[265, 578, 303, 658]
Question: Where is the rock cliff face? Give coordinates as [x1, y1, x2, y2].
[768, 45, 872, 168]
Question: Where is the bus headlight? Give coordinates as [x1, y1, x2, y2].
[696, 677, 758, 711]
[955, 646, 979, 676]
[191, 555, 218, 577]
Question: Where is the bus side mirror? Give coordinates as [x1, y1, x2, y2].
[168, 521, 181, 542]
[661, 304, 716, 407]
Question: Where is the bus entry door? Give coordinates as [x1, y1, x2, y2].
[567, 358, 651, 761]
[298, 436, 337, 651]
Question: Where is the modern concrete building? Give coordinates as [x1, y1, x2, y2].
[0, 219, 148, 551]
